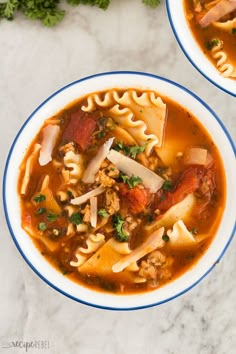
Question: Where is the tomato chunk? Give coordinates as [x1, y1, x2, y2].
[63, 110, 97, 150]
[154, 167, 201, 212]
[119, 183, 150, 214]
[154, 167, 216, 214]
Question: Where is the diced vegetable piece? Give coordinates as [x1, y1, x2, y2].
[82, 138, 114, 183]
[62, 110, 97, 150]
[107, 149, 164, 193]
[154, 167, 200, 212]
[39, 125, 60, 166]
[112, 227, 165, 273]
[71, 186, 105, 205]
[119, 183, 150, 214]
[184, 147, 208, 166]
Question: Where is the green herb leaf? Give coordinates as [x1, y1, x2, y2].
[232, 28, 236, 35]
[190, 227, 198, 235]
[97, 131, 106, 139]
[38, 222, 47, 231]
[162, 234, 169, 242]
[1, 0, 19, 20]
[142, 0, 160, 8]
[67, 0, 110, 10]
[129, 144, 147, 158]
[112, 214, 129, 242]
[121, 174, 143, 189]
[162, 180, 173, 191]
[113, 142, 147, 159]
[206, 39, 220, 50]
[147, 214, 154, 223]
[36, 207, 47, 215]
[67, 190, 74, 199]
[98, 209, 109, 218]
[0, 0, 160, 26]
[69, 212, 83, 225]
[47, 212, 58, 223]
[33, 194, 46, 203]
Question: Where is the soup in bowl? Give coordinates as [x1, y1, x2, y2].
[3, 72, 236, 310]
[166, 0, 236, 96]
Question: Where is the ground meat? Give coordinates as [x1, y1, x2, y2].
[105, 189, 120, 215]
[82, 204, 91, 223]
[147, 250, 166, 267]
[139, 261, 157, 280]
[59, 142, 76, 155]
[138, 250, 173, 284]
[95, 169, 116, 187]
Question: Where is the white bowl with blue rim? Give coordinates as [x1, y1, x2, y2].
[3, 71, 236, 310]
[166, 0, 236, 96]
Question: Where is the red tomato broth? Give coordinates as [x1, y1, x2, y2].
[18, 89, 226, 294]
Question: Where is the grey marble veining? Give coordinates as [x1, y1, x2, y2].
[0, 1, 235, 353]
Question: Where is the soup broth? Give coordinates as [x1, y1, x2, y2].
[184, 0, 236, 79]
[18, 89, 225, 294]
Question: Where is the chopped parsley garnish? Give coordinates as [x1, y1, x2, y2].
[38, 222, 47, 231]
[206, 39, 220, 50]
[147, 214, 154, 223]
[232, 28, 236, 35]
[162, 234, 170, 242]
[33, 194, 46, 203]
[97, 131, 106, 139]
[112, 214, 129, 242]
[113, 141, 147, 159]
[69, 212, 83, 225]
[162, 180, 173, 191]
[98, 209, 109, 218]
[67, 190, 74, 199]
[47, 212, 58, 223]
[36, 207, 47, 215]
[121, 174, 143, 189]
[190, 227, 198, 235]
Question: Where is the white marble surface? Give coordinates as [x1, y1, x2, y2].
[0, 1, 235, 353]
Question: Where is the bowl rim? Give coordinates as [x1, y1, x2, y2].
[166, 0, 236, 97]
[2, 70, 236, 311]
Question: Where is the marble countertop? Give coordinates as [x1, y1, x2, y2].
[0, 1, 235, 353]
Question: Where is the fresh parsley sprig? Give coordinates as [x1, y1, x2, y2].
[0, 0, 161, 26]
[113, 142, 147, 159]
[98, 209, 109, 218]
[121, 174, 143, 189]
[69, 212, 83, 225]
[112, 214, 129, 242]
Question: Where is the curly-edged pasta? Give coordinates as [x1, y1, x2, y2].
[70, 233, 105, 267]
[63, 151, 84, 184]
[108, 105, 158, 155]
[210, 40, 236, 78]
[81, 89, 167, 154]
[213, 18, 236, 32]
